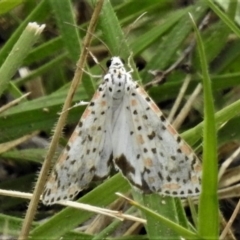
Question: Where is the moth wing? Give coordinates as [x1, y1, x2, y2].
[112, 81, 201, 197]
[42, 83, 113, 205]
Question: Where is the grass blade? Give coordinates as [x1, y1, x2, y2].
[189, 13, 218, 238]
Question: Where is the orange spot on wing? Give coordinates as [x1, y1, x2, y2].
[180, 143, 192, 155]
[131, 99, 137, 106]
[163, 183, 181, 190]
[69, 130, 79, 143]
[167, 124, 177, 135]
[82, 108, 91, 119]
[191, 175, 199, 184]
[194, 163, 202, 172]
[137, 134, 144, 144]
[144, 158, 153, 167]
[138, 87, 148, 96]
[48, 175, 56, 184]
[69, 185, 79, 195]
[58, 151, 68, 164]
[92, 91, 101, 100]
[150, 102, 161, 113]
[101, 100, 106, 106]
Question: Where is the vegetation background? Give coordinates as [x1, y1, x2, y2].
[0, 0, 240, 239]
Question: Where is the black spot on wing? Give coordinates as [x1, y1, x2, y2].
[195, 188, 200, 193]
[133, 110, 138, 115]
[114, 154, 135, 176]
[160, 115, 165, 122]
[151, 148, 157, 154]
[166, 175, 172, 181]
[70, 159, 76, 165]
[139, 175, 152, 194]
[93, 152, 113, 181]
[53, 169, 58, 180]
[177, 148, 182, 153]
[147, 131, 156, 140]
[191, 156, 197, 169]
[88, 135, 93, 141]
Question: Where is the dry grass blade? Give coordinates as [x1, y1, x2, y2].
[218, 146, 240, 181]
[19, 1, 105, 239]
[85, 197, 128, 234]
[0, 189, 146, 223]
[168, 75, 191, 123]
[172, 83, 202, 130]
[0, 131, 39, 154]
[220, 199, 240, 240]
[0, 92, 30, 114]
[219, 166, 240, 188]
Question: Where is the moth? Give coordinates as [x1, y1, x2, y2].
[42, 57, 202, 205]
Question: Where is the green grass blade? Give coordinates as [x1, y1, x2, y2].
[30, 174, 130, 239]
[142, 194, 181, 239]
[0, 0, 24, 15]
[92, 0, 140, 80]
[0, 213, 93, 239]
[92, 1, 196, 239]
[206, 0, 240, 38]
[182, 97, 240, 146]
[189, 14, 218, 238]
[121, 195, 204, 240]
[141, 1, 207, 82]
[0, 0, 50, 66]
[0, 23, 45, 96]
[49, 0, 95, 97]
[23, 37, 64, 65]
[131, 7, 191, 55]
[49, 0, 81, 62]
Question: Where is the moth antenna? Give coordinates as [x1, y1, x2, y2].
[86, 47, 106, 73]
[127, 52, 134, 73]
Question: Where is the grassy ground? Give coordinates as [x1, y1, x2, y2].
[0, 0, 240, 239]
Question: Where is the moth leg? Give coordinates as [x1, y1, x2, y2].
[127, 52, 134, 74]
[81, 68, 102, 78]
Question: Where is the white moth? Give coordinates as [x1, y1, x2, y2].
[42, 57, 202, 205]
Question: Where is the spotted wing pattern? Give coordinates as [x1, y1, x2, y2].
[42, 82, 113, 205]
[42, 56, 202, 205]
[112, 78, 201, 196]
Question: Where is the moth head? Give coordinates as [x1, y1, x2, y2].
[106, 57, 125, 69]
